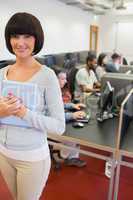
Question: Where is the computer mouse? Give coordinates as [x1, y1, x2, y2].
[72, 122, 84, 128]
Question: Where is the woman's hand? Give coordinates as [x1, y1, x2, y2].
[73, 103, 86, 110]
[0, 96, 21, 117]
[14, 104, 27, 118]
[72, 111, 86, 120]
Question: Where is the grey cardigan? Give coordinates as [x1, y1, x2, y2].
[0, 65, 65, 151]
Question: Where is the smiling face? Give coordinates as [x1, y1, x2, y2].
[10, 34, 35, 59]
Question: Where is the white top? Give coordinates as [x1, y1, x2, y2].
[75, 68, 97, 98]
[96, 66, 106, 81]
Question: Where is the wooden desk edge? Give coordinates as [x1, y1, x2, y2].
[48, 133, 115, 153]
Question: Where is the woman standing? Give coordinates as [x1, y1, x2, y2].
[0, 12, 65, 200]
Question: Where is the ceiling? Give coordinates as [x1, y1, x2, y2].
[58, 0, 133, 15]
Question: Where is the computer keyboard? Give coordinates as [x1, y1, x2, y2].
[76, 113, 91, 123]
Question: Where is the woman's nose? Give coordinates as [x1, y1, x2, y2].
[16, 37, 25, 45]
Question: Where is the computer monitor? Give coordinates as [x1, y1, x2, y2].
[125, 70, 132, 75]
[119, 65, 133, 73]
[97, 81, 114, 122]
[101, 73, 133, 106]
[100, 81, 114, 112]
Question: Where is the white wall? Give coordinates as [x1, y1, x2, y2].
[0, 0, 100, 60]
[99, 13, 133, 63]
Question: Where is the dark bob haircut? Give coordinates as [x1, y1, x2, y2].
[5, 12, 44, 55]
[97, 53, 107, 66]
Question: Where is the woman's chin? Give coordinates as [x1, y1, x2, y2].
[16, 53, 31, 59]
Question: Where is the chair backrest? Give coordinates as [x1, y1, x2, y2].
[44, 55, 56, 67]
[67, 67, 79, 100]
[35, 56, 46, 65]
[0, 60, 15, 69]
[119, 65, 133, 73]
[79, 51, 88, 64]
[54, 53, 66, 68]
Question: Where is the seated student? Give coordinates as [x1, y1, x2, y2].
[74, 52, 101, 100]
[106, 53, 121, 72]
[57, 71, 87, 167]
[96, 53, 108, 81]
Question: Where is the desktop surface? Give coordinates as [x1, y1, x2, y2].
[49, 94, 118, 152]
[65, 117, 118, 149]
[65, 94, 118, 150]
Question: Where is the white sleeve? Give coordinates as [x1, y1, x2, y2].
[96, 67, 104, 81]
[76, 69, 88, 85]
[23, 71, 65, 135]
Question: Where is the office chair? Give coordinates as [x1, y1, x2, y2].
[67, 66, 79, 101]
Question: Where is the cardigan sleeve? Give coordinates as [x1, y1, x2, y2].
[23, 70, 65, 135]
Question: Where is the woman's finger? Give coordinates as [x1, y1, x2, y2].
[6, 97, 19, 104]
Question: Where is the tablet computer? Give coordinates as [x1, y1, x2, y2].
[0, 80, 38, 127]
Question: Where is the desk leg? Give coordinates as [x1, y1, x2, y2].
[113, 155, 121, 200]
[108, 158, 116, 200]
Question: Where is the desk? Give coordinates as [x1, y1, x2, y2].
[48, 95, 119, 200]
[65, 118, 117, 150]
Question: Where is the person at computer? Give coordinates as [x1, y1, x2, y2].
[74, 52, 101, 100]
[96, 53, 108, 81]
[106, 53, 121, 72]
[56, 70, 87, 167]
[0, 12, 65, 200]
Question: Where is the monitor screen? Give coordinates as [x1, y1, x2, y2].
[97, 81, 114, 122]
[100, 81, 114, 112]
[125, 70, 132, 75]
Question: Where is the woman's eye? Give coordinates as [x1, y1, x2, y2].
[24, 35, 30, 38]
[11, 34, 19, 38]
